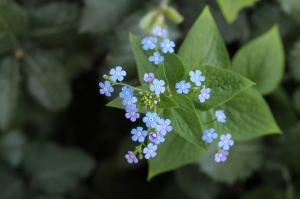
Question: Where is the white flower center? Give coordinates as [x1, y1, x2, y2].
[149, 118, 153, 122]
[180, 85, 184, 89]
[203, 93, 206, 97]
[131, 112, 135, 116]
[149, 149, 153, 153]
[127, 101, 131, 105]
[116, 72, 120, 75]
[155, 57, 159, 61]
[207, 133, 211, 137]
[224, 140, 228, 144]
[130, 154, 135, 158]
[152, 133, 157, 138]
[156, 85, 160, 89]
[137, 132, 141, 136]
[219, 115, 222, 118]
[162, 124, 166, 129]
[125, 91, 129, 95]
[166, 44, 170, 47]
[104, 87, 107, 91]
[218, 153, 223, 157]
[147, 40, 151, 44]
[195, 76, 199, 80]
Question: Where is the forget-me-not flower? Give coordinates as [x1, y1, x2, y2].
[109, 66, 126, 82]
[215, 150, 228, 162]
[175, 80, 191, 94]
[119, 86, 134, 99]
[99, 81, 114, 96]
[189, 70, 205, 86]
[125, 106, 140, 122]
[150, 79, 165, 96]
[141, 36, 157, 50]
[149, 132, 165, 145]
[149, 52, 164, 65]
[131, 127, 147, 142]
[143, 143, 157, 159]
[122, 95, 137, 109]
[218, 134, 234, 150]
[202, 128, 218, 143]
[125, 151, 138, 163]
[143, 73, 155, 82]
[143, 112, 160, 128]
[215, 110, 226, 123]
[156, 119, 172, 136]
[152, 26, 167, 38]
[160, 39, 175, 53]
[199, 87, 210, 103]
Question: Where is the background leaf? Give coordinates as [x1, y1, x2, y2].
[148, 130, 206, 180]
[216, 0, 259, 23]
[178, 6, 230, 71]
[23, 142, 95, 195]
[214, 87, 281, 141]
[198, 140, 263, 184]
[289, 37, 300, 82]
[24, 50, 72, 111]
[0, 56, 20, 130]
[277, 0, 300, 22]
[164, 53, 185, 91]
[185, 65, 255, 111]
[232, 25, 284, 95]
[157, 94, 179, 109]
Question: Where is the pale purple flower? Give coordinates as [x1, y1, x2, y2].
[215, 150, 228, 162]
[143, 73, 155, 82]
[199, 87, 211, 103]
[122, 95, 137, 109]
[125, 151, 138, 163]
[152, 26, 167, 38]
[125, 106, 140, 122]
[143, 143, 157, 159]
[218, 134, 234, 150]
[215, 110, 226, 123]
[149, 132, 165, 145]
[156, 119, 172, 136]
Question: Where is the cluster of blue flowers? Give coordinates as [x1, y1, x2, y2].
[202, 110, 234, 162]
[141, 26, 175, 65]
[175, 69, 211, 103]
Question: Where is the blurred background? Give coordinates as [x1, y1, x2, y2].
[0, 0, 300, 198]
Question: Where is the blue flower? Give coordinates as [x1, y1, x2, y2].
[125, 151, 138, 164]
[149, 132, 165, 144]
[122, 95, 137, 109]
[141, 36, 157, 50]
[202, 128, 218, 143]
[160, 39, 175, 53]
[149, 52, 164, 65]
[189, 70, 205, 86]
[215, 150, 228, 162]
[119, 86, 134, 99]
[143, 112, 160, 128]
[218, 134, 234, 150]
[143, 73, 155, 82]
[150, 79, 165, 96]
[215, 110, 226, 123]
[125, 106, 140, 122]
[156, 119, 172, 136]
[175, 80, 191, 94]
[99, 81, 114, 96]
[131, 127, 147, 142]
[109, 66, 126, 82]
[152, 26, 167, 38]
[143, 143, 157, 159]
[199, 87, 210, 103]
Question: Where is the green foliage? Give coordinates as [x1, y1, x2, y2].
[164, 6, 184, 24]
[232, 25, 284, 95]
[178, 6, 230, 71]
[163, 54, 185, 90]
[217, 0, 259, 23]
[278, 0, 300, 22]
[289, 38, 300, 82]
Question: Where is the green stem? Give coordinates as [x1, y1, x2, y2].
[0, 16, 20, 46]
[202, 118, 217, 124]
[112, 82, 143, 92]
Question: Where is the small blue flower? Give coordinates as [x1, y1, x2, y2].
[175, 80, 191, 94]
[143, 73, 155, 82]
[143, 112, 160, 128]
[189, 70, 205, 86]
[215, 150, 228, 162]
[199, 87, 210, 103]
[160, 39, 175, 53]
[109, 66, 126, 82]
[156, 119, 172, 136]
[125, 151, 138, 164]
[149, 52, 164, 65]
[152, 26, 167, 38]
[99, 81, 114, 96]
[150, 79, 165, 96]
[122, 95, 137, 109]
[149, 132, 165, 144]
[218, 134, 234, 150]
[202, 128, 218, 143]
[143, 143, 157, 159]
[119, 86, 134, 99]
[125, 106, 140, 122]
[215, 110, 226, 123]
[131, 127, 147, 142]
[141, 36, 157, 50]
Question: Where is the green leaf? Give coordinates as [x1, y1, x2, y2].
[241, 186, 285, 199]
[293, 87, 300, 114]
[29, 2, 80, 48]
[164, 6, 184, 24]
[155, 63, 168, 84]
[178, 6, 230, 71]
[278, 0, 300, 22]
[163, 94, 205, 148]
[232, 25, 284, 95]
[217, 0, 259, 23]
[129, 33, 157, 86]
[164, 53, 185, 91]
[0, 1, 28, 54]
[106, 97, 148, 114]
[79, 0, 138, 34]
[185, 65, 255, 111]
[157, 94, 179, 109]
[198, 140, 263, 184]
[23, 142, 95, 195]
[0, 164, 25, 199]
[0, 56, 20, 130]
[24, 50, 72, 111]
[289, 38, 300, 82]
[215, 87, 281, 141]
[148, 130, 206, 180]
